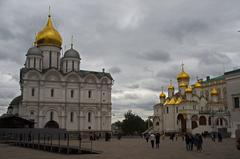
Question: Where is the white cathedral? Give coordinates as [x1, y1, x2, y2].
[151, 65, 230, 135]
[7, 13, 113, 132]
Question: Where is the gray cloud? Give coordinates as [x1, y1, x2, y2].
[138, 50, 171, 62]
[109, 66, 121, 74]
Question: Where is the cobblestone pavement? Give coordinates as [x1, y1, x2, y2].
[0, 137, 239, 159]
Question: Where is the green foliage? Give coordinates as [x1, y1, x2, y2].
[113, 110, 147, 135]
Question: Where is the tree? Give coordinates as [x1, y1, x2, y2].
[121, 110, 146, 135]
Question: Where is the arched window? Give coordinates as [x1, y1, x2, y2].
[199, 116, 206, 125]
[50, 111, 53, 121]
[88, 112, 91, 122]
[32, 88, 35, 96]
[70, 89, 74, 98]
[51, 89, 54, 97]
[156, 122, 159, 126]
[70, 112, 74, 122]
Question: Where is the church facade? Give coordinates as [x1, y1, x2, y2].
[151, 65, 231, 135]
[7, 14, 113, 132]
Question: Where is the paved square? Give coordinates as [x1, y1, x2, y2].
[0, 137, 239, 159]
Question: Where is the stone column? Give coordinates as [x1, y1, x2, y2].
[186, 114, 192, 133]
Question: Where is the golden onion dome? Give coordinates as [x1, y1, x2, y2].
[168, 97, 176, 105]
[164, 98, 170, 105]
[194, 81, 202, 88]
[35, 15, 62, 47]
[177, 71, 190, 81]
[185, 86, 192, 93]
[210, 88, 218, 96]
[179, 82, 187, 88]
[175, 97, 182, 105]
[159, 92, 166, 98]
[168, 83, 174, 90]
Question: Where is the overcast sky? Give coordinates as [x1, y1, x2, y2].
[0, 0, 240, 122]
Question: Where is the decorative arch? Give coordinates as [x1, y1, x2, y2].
[43, 69, 62, 81]
[177, 114, 186, 132]
[100, 77, 109, 84]
[44, 120, 59, 128]
[191, 115, 198, 121]
[199, 116, 207, 125]
[65, 72, 80, 82]
[25, 70, 41, 80]
[84, 74, 98, 83]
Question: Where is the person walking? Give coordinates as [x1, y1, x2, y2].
[196, 134, 203, 152]
[189, 134, 194, 151]
[155, 133, 160, 149]
[145, 133, 150, 143]
[185, 133, 190, 151]
[150, 133, 155, 148]
[211, 133, 216, 142]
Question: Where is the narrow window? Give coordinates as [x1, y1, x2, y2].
[57, 53, 59, 69]
[234, 97, 239, 108]
[49, 51, 52, 68]
[34, 57, 36, 68]
[70, 89, 74, 98]
[72, 60, 74, 71]
[51, 89, 54, 97]
[50, 111, 53, 121]
[66, 61, 68, 72]
[88, 90, 92, 98]
[70, 112, 74, 122]
[88, 112, 91, 122]
[220, 118, 223, 126]
[176, 107, 178, 113]
[166, 107, 169, 114]
[31, 88, 35, 96]
[39, 59, 41, 69]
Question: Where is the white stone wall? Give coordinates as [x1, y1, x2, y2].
[20, 68, 112, 132]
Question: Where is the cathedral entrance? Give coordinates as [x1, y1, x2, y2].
[44, 120, 59, 128]
[177, 114, 186, 133]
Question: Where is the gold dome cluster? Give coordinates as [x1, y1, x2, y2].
[211, 88, 218, 96]
[185, 86, 192, 93]
[35, 15, 62, 47]
[194, 81, 202, 88]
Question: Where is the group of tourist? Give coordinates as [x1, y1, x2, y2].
[144, 133, 161, 148]
[185, 133, 203, 152]
[144, 131, 225, 152]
